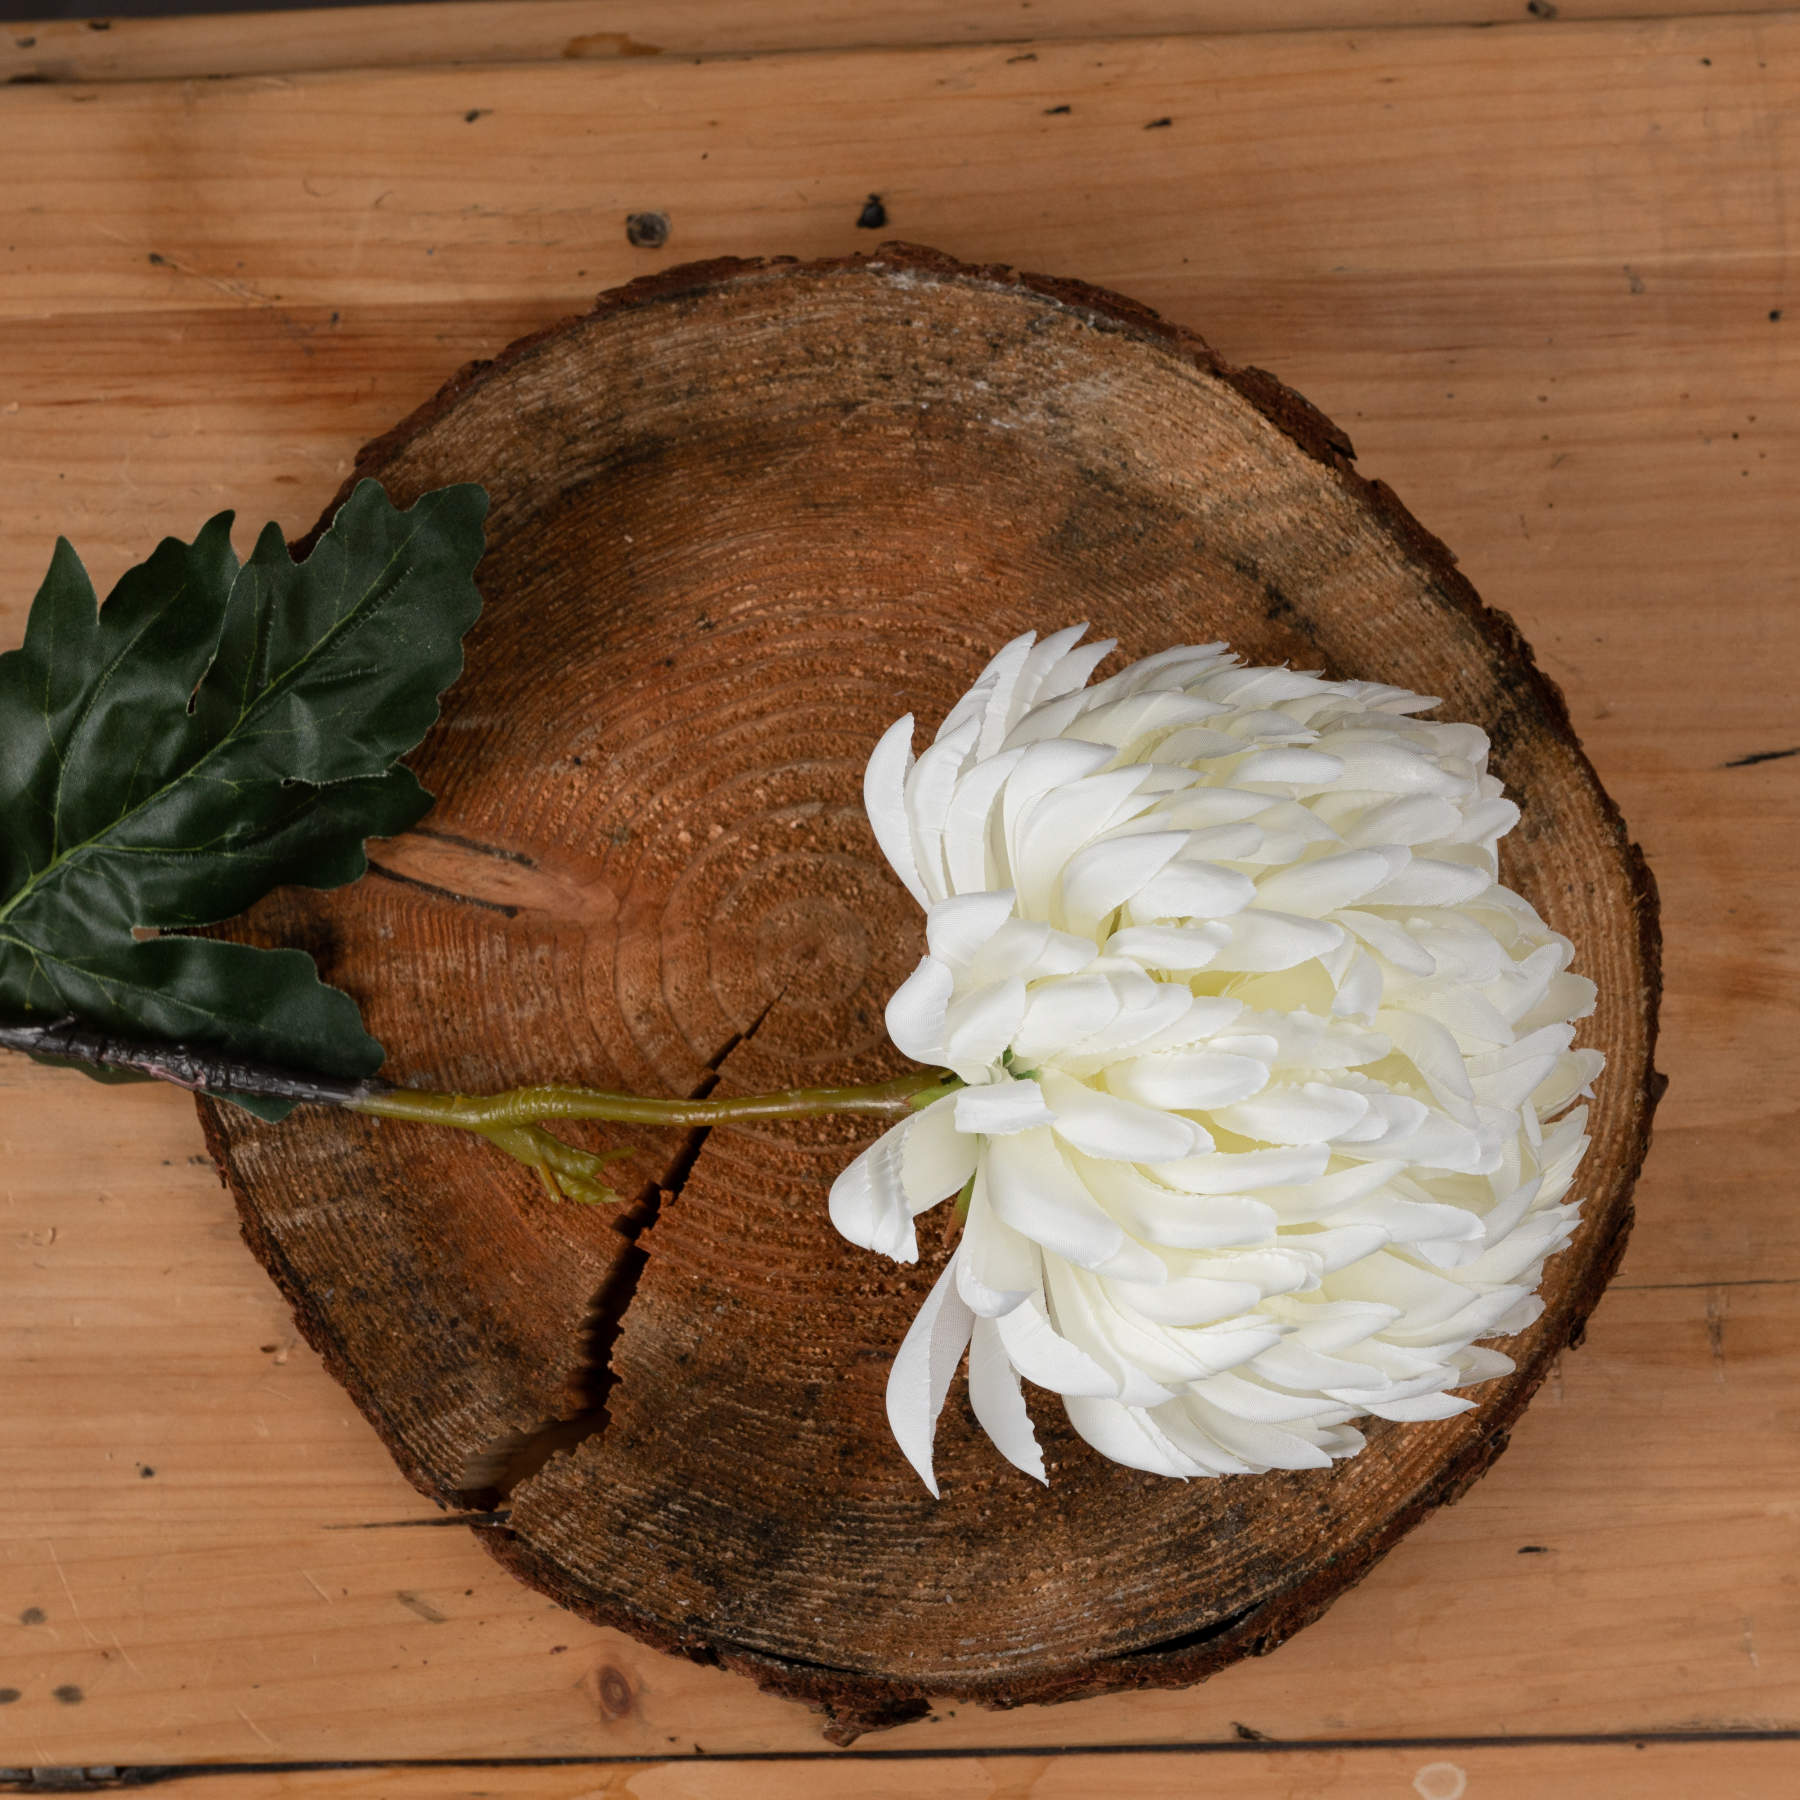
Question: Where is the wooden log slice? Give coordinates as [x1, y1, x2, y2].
[199, 245, 1661, 1742]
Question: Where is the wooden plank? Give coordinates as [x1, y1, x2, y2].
[5, 21, 1800, 325]
[2, 4, 1796, 1771]
[2, 1044, 1795, 1761]
[44, 1740, 1800, 1798]
[3, 1, 1792, 87]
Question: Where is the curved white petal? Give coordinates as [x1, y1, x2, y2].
[1058, 831, 1191, 937]
[1254, 848, 1408, 917]
[925, 889, 1018, 967]
[864, 714, 927, 907]
[956, 1176, 1038, 1316]
[967, 1316, 1048, 1484]
[1210, 909, 1347, 973]
[1107, 1049, 1272, 1111]
[1063, 1395, 1201, 1477]
[1213, 1081, 1372, 1145]
[954, 1078, 1056, 1136]
[899, 1094, 979, 1215]
[885, 1253, 978, 1496]
[884, 955, 954, 1065]
[984, 1126, 1163, 1278]
[995, 1292, 1119, 1397]
[937, 630, 1036, 751]
[827, 1121, 918, 1263]
[1043, 1069, 1205, 1163]
[942, 976, 1028, 1074]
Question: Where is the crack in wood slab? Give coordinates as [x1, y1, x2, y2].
[455, 993, 787, 1507]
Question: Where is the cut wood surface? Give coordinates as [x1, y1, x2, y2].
[193, 245, 1657, 1740]
[1, 0, 1796, 1787]
[3, 0, 1791, 86]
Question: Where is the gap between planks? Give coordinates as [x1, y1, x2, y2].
[9, 1738, 1800, 1800]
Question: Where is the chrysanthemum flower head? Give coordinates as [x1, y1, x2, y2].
[829, 627, 1602, 1493]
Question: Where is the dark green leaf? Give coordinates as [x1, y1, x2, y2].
[0, 479, 488, 1114]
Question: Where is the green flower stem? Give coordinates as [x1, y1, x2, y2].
[0, 1011, 958, 1208]
[349, 1068, 959, 1205]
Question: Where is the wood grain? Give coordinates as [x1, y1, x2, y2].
[4, 20, 1795, 327]
[1, 0, 1795, 1783]
[190, 247, 1654, 1739]
[3, 1, 1789, 86]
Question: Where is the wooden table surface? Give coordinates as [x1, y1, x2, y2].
[2, 2, 1797, 1794]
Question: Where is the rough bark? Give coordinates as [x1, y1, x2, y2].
[199, 244, 1662, 1741]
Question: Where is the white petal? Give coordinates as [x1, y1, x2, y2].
[884, 955, 954, 1065]
[1378, 1008, 1478, 1109]
[906, 721, 980, 902]
[1213, 1081, 1373, 1145]
[864, 715, 928, 907]
[954, 1079, 1056, 1136]
[967, 1317, 1047, 1483]
[1210, 909, 1347, 973]
[1076, 1155, 1279, 1249]
[1010, 973, 1122, 1064]
[1256, 1158, 1406, 1222]
[942, 976, 1028, 1074]
[885, 1253, 977, 1496]
[1001, 739, 1115, 874]
[995, 1293, 1118, 1396]
[941, 750, 1024, 893]
[1339, 793, 1464, 848]
[1057, 831, 1190, 938]
[827, 1122, 918, 1262]
[1028, 628, 1116, 706]
[964, 917, 1097, 986]
[1263, 1295, 1401, 1352]
[1338, 909, 1438, 976]
[1111, 1274, 1262, 1327]
[1254, 848, 1408, 917]
[1315, 736, 1463, 795]
[984, 1125, 1140, 1272]
[1183, 1396, 1336, 1470]
[925, 889, 1018, 967]
[956, 1177, 1039, 1315]
[1157, 1144, 1332, 1193]
[1332, 949, 1385, 1018]
[1364, 1389, 1476, 1422]
[1135, 1403, 1258, 1476]
[1232, 747, 1347, 788]
[1058, 984, 1210, 1072]
[1063, 1395, 1200, 1477]
[1104, 922, 1230, 970]
[1013, 622, 1095, 714]
[1363, 856, 1493, 908]
[1042, 1069, 1203, 1162]
[899, 1094, 980, 1214]
[1195, 1370, 1349, 1424]
[1453, 1344, 1516, 1384]
[1014, 770, 1156, 917]
[1107, 1049, 1272, 1111]
[936, 630, 1035, 752]
[1128, 860, 1258, 923]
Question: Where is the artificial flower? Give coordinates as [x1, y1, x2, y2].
[828, 628, 1602, 1492]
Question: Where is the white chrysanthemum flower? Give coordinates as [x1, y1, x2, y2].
[829, 627, 1603, 1494]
